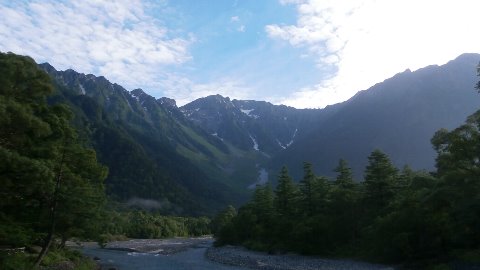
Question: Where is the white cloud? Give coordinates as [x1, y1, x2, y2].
[268, 0, 480, 108]
[160, 75, 254, 106]
[238, 25, 246, 32]
[0, 0, 192, 92]
[0, 0, 255, 106]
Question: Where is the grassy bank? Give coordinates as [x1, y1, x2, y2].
[0, 247, 97, 270]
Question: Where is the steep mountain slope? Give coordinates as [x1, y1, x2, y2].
[35, 52, 480, 212]
[181, 95, 327, 156]
[272, 53, 480, 179]
[40, 64, 243, 215]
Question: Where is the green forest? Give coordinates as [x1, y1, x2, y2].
[1, 51, 480, 269]
[0, 53, 212, 269]
[213, 113, 480, 267]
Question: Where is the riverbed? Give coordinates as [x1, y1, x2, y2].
[80, 238, 247, 270]
[79, 238, 394, 270]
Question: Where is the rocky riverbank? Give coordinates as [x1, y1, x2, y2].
[206, 246, 395, 270]
[103, 237, 213, 255]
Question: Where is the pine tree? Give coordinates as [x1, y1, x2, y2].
[299, 162, 316, 215]
[0, 53, 62, 248]
[329, 159, 359, 249]
[274, 166, 298, 217]
[212, 205, 237, 245]
[0, 52, 107, 266]
[363, 149, 398, 214]
[334, 159, 355, 189]
[252, 184, 274, 219]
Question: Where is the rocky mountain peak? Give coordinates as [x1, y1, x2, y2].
[39, 62, 57, 73]
[131, 88, 147, 98]
[158, 97, 177, 108]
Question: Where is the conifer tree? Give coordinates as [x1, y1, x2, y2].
[363, 149, 398, 214]
[299, 162, 316, 215]
[252, 184, 274, 219]
[334, 159, 355, 189]
[274, 166, 298, 217]
[0, 52, 107, 266]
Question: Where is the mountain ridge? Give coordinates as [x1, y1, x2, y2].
[271, 53, 480, 179]
[37, 52, 480, 213]
[39, 62, 246, 215]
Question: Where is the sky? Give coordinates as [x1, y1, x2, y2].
[1, 0, 479, 108]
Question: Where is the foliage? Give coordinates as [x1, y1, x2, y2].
[216, 138, 480, 267]
[0, 252, 34, 270]
[40, 248, 97, 269]
[211, 205, 237, 246]
[0, 52, 107, 267]
[42, 64, 245, 216]
[98, 209, 211, 244]
[363, 149, 398, 216]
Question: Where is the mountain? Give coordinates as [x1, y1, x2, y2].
[40, 64, 244, 215]
[35, 52, 480, 214]
[271, 53, 480, 179]
[180, 95, 330, 156]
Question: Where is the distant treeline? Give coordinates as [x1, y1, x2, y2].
[99, 210, 210, 243]
[214, 111, 480, 267]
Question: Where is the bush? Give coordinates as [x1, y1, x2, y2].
[0, 252, 34, 270]
[41, 248, 97, 270]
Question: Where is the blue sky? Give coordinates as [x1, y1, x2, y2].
[1, 0, 480, 108]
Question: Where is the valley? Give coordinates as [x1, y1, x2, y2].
[2, 1, 480, 269]
[38, 53, 480, 213]
[2, 51, 480, 269]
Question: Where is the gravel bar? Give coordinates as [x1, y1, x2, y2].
[104, 237, 213, 255]
[206, 246, 395, 270]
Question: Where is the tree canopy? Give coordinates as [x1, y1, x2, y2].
[213, 62, 480, 267]
[0, 52, 107, 267]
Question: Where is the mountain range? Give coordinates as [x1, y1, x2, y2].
[39, 53, 480, 215]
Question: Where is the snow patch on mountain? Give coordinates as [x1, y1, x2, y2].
[130, 90, 140, 102]
[240, 108, 260, 119]
[249, 134, 259, 150]
[277, 139, 286, 149]
[286, 128, 298, 147]
[275, 129, 298, 150]
[212, 133, 224, 141]
[79, 84, 86, 95]
[241, 109, 254, 115]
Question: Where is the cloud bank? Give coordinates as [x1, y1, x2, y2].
[0, 0, 194, 96]
[2, 0, 480, 108]
[267, 0, 480, 108]
[0, 0, 253, 106]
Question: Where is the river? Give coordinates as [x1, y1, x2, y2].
[80, 240, 248, 270]
[78, 238, 394, 270]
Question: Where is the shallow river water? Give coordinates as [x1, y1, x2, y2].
[81, 244, 247, 270]
[79, 238, 397, 270]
